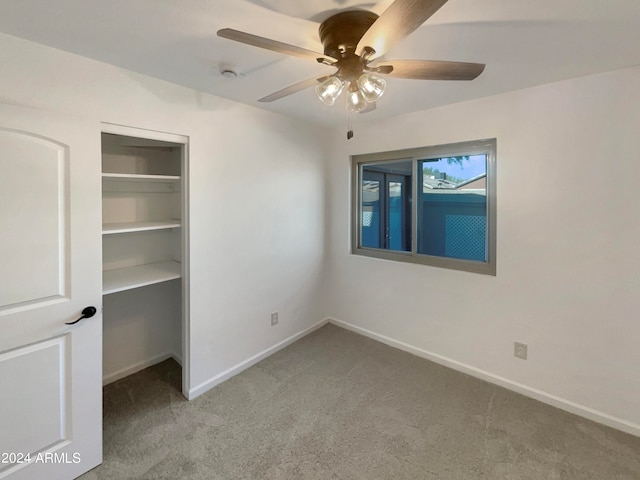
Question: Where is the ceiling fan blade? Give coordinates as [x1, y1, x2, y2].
[258, 75, 331, 102]
[377, 60, 485, 80]
[372, 65, 394, 75]
[217, 28, 337, 62]
[356, 0, 448, 58]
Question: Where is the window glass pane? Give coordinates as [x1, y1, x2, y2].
[418, 155, 488, 261]
[360, 161, 412, 252]
[361, 177, 381, 248]
[388, 181, 404, 250]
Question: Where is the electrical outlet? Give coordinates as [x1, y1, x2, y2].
[270, 312, 278, 326]
[514, 342, 528, 360]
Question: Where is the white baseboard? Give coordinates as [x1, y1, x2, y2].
[187, 318, 329, 400]
[171, 351, 183, 367]
[329, 318, 640, 438]
[103, 352, 180, 386]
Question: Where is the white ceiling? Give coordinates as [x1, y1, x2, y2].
[1, 0, 640, 127]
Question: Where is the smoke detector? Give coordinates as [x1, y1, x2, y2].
[219, 65, 240, 78]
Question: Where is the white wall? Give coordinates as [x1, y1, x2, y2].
[0, 32, 329, 396]
[3, 30, 640, 435]
[324, 66, 640, 432]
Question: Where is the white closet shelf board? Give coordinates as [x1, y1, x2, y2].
[102, 173, 180, 182]
[102, 220, 182, 235]
[103, 261, 181, 295]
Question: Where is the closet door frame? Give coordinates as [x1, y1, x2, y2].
[101, 122, 190, 398]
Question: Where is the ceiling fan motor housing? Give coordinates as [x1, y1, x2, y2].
[318, 10, 379, 58]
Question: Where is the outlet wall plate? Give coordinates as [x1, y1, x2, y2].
[514, 342, 528, 360]
[271, 312, 279, 326]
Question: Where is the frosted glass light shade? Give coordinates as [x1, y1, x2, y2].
[315, 76, 344, 106]
[346, 84, 368, 113]
[357, 73, 386, 102]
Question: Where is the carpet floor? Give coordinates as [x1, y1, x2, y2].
[80, 324, 640, 479]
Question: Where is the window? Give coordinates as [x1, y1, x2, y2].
[352, 139, 496, 275]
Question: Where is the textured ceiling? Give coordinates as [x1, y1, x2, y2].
[1, 0, 640, 126]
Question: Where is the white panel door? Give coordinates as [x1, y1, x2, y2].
[0, 104, 102, 480]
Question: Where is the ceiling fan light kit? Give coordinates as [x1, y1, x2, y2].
[346, 82, 369, 113]
[315, 73, 385, 109]
[315, 76, 345, 106]
[217, 0, 485, 137]
[357, 73, 386, 103]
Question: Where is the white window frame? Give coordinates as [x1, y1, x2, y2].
[351, 138, 497, 275]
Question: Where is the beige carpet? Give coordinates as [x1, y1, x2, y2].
[80, 324, 640, 479]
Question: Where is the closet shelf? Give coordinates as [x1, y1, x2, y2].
[103, 261, 181, 295]
[102, 220, 181, 235]
[102, 173, 180, 183]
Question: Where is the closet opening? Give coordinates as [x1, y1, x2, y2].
[100, 124, 189, 398]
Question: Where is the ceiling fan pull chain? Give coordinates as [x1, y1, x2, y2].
[347, 111, 354, 140]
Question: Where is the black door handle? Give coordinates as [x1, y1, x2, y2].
[66, 306, 97, 325]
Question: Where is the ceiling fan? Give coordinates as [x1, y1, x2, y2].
[217, 0, 485, 116]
